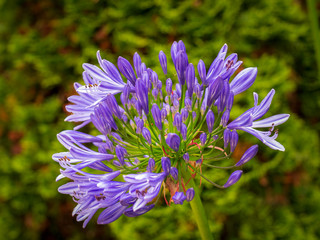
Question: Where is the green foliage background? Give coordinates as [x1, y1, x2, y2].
[0, 0, 319, 239]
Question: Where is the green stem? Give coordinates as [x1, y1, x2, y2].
[307, 0, 320, 80]
[181, 166, 213, 240]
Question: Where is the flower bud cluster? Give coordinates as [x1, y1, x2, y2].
[54, 41, 289, 227]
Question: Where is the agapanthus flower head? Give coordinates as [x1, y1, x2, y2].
[55, 40, 289, 227]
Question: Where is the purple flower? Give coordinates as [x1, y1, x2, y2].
[173, 113, 182, 131]
[197, 60, 207, 86]
[166, 133, 181, 152]
[207, 78, 223, 106]
[133, 52, 142, 78]
[170, 167, 179, 180]
[186, 63, 195, 97]
[206, 110, 215, 133]
[186, 188, 195, 202]
[55, 40, 289, 227]
[172, 192, 186, 205]
[200, 133, 207, 146]
[159, 50, 167, 74]
[147, 158, 155, 172]
[230, 67, 257, 95]
[136, 78, 149, 114]
[223, 170, 243, 188]
[181, 123, 187, 141]
[230, 130, 239, 152]
[117, 56, 136, 86]
[183, 153, 189, 162]
[161, 157, 171, 175]
[142, 127, 152, 145]
[235, 145, 258, 166]
[228, 90, 290, 151]
[151, 104, 162, 130]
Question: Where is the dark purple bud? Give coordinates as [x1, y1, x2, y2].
[183, 153, 189, 162]
[151, 71, 158, 86]
[176, 51, 188, 85]
[223, 128, 231, 149]
[122, 114, 128, 123]
[173, 113, 182, 131]
[133, 52, 142, 78]
[230, 130, 238, 152]
[178, 40, 186, 52]
[161, 108, 167, 121]
[170, 167, 178, 180]
[136, 78, 149, 114]
[120, 194, 137, 206]
[195, 159, 202, 167]
[235, 145, 258, 166]
[194, 83, 201, 99]
[201, 101, 207, 116]
[115, 145, 126, 165]
[124, 204, 155, 218]
[166, 78, 172, 96]
[221, 110, 230, 127]
[192, 111, 197, 120]
[140, 62, 147, 73]
[172, 99, 180, 113]
[176, 83, 181, 98]
[161, 157, 171, 175]
[223, 170, 243, 188]
[206, 110, 215, 133]
[159, 50, 167, 74]
[185, 98, 192, 112]
[117, 56, 136, 85]
[122, 84, 130, 105]
[186, 63, 195, 97]
[218, 80, 230, 113]
[136, 118, 144, 134]
[200, 133, 207, 145]
[147, 158, 155, 172]
[207, 78, 223, 106]
[135, 101, 142, 117]
[151, 104, 162, 130]
[142, 127, 152, 144]
[171, 41, 178, 65]
[90, 113, 111, 136]
[166, 133, 181, 152]
[181, 123, 187, 141]
[172, 192, 186, 205]
[157, 80, 162, 90]
[152, 88, 159, 99]
[197, 60, 207, 86]
[186, 188, 195, 202]
[230, 67, 257, 95]
[226, 91, 234, 111]
[181, 108, 189, 122]
[212, 135, 219, 141]
[106, 94, 121, 119]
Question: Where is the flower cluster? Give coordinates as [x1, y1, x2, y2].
[53, 41, 289, 227]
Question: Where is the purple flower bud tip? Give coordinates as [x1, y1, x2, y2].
[186, 188, 195, 202]
[147, 158, 155, 172]
[172, 192, 186, 205]
[235, 145, 258, 166]
[183, 153, 189, 162]
[165, 133, 181, 152]
[161, 157, 171, 175]
[159, 50, 167, 75]
[170, 167, 178, 180]
[223, 170, 243, 188]
[200, 133, 207, 145]
[206, 110, 215, 133]
[142, 127, 152, 145]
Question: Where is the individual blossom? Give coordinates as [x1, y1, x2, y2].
[54, 40, 289, 228]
